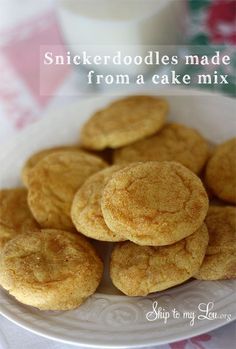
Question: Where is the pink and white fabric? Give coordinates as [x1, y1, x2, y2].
[0, 1, 235, 348]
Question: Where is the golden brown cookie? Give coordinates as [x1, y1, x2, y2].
[114, 123, 209, 174]
[28, 151, 107, 230]
[195, 206, 236, 280]
[80, 95, 168, 150]
[102, 161, 209, 246]
[110, 224, 209, 296]
[71, 165, 125, 241]
[0, 188, 39, 250]
[0, 229, 103, 310]
[21, 145, 81, 187]
[205, 138, 236, 204]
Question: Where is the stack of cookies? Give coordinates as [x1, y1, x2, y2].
[0, 96, 235, 311]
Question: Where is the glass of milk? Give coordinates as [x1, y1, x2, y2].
[57, 0, 186, 77]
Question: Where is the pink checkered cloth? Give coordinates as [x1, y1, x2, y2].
[0, 10, 75, 140]
[0, 5, 235, 349]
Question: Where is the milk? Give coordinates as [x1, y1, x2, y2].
[57, 0, 186, 76]
[61, 0, 162, 21]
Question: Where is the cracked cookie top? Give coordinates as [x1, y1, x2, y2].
[0, 188, 40, 250]
[195, 205, 236, 280]
[80, 96, 168, 150]
[0, 229, 103, 310]
[205, 138, 236, 204]
[110, 224, 209, 296]
[71, 165, 125, 241]
[114, 123, 209, 174]
[28, 151, 107, 230]
[101, 161, 209, 246]
[21, 145, 82, 187]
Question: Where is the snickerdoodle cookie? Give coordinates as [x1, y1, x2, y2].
[102, 161, 209, 246]
[205, 138, 236, 204]
[22, 145, 81, 187]
[0, 229, 103, 310]
[114, 123, 209, 174]
[28, 151, 107, 230]
[80, 95, 168, 150]
[110, 224, 209, 296]
[195, 206, 236, 280]
[0, 188, 39, 249]
[71, 165, 124, 241]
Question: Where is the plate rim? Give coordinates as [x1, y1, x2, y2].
[0, 304, 235, 348]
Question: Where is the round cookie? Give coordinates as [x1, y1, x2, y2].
[71, 165, 125, 241]
[114, 123, 209, 174]
[195, 206, 236, 280]
[101, 161, 209, 246]
[80, 95, 168, 150]
[28, 151, 107, 230]
[0, 188, 39, 250]
[22, 145, 81, 187]
[0, 229, 103, 310]
[110, 224, 209, 296]
[205, 138, 236, 204]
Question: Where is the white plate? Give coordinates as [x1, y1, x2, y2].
[0, 88, 236, 348]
